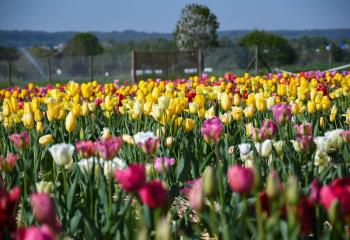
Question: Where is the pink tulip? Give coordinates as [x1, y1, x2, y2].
[201, 117, 224, 143]
[9, 131, 30, 149]
[188, 179, 203, 211]
[227, 165, 254, 194]
[75, 140, 97, 158]
[134, 132, 160, 155]
[96, 136, 123, 160]
[138, 180, 168, 208]
[154, 157, 176, 172]
[30, 193, 56, 224]
[15, 225, 55, 240]
[294, 123, 313, 137]
[294, 123, 314, 152]
[252, 120, 277, 141]
[115, 164, 146, 192]
[0, 152, 18, 171]
[320, 177, 350, 221]
[340, 130, 350, 143]
[271, 103, 291, 124]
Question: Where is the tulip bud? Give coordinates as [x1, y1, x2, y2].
[233, 93, 241, 106]
[286, 176, 299, 205]
[39, 134, 54, 146]
[319, 117, 325, 129]
[36, 181, 54, 194]
[203, 166, 215, 197]
[307, 101, 316, 114]
[189, 102, 198, 114]
[36, 122, 44, 134]
[165, 137, 173, 148]
[220, 92, 231, 111]
[228, 146, 235, 155]
[82, 102, 89, 116]
[65, 111, 77, 132]
[266, 171, 281, 199]
[22, 113, 34, 129]
[34, 109, 43, 122]
[122, 134, 134, 144]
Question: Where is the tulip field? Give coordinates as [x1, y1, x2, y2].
[2, 71, 350, 239]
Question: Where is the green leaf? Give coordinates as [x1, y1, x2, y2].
[70, 210, 82, 233]
[67, 178, 77, 212]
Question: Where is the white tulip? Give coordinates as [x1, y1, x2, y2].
[272, 140, 285, 156]
[266, 97, 275, 110]
[78, 157, 103, 175]
[314, 150, 331, 173]
[325, 129, 344, 149]
[49, 143, 75, 167]
[134, 131, 158, 145]
[255, 140, 273, 157]
[238, 143, 251, 156]
[103, 157, 126, 178]
[314, 136, 331, 152]
[291, 140, 301, 152]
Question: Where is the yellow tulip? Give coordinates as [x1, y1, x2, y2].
[122, 134, 134, 144]
[320, 117, 325, 129]
[22, 113, 34, 129]
[231, 106, 243, 121]
[36, 122, 44, 133]
[182, 118, 195, 132]
[220, 92, 231, 111]
[82, 102, 89, 116]
[307, 101, 316, 114]
[165, 136, 173, 147]
[243, 106, 255, 119]
[65, 111, 77, 132]
[205, 107, 216, 119]
[39, 134, 54, 146]
[233, 93, 241, 106]
[34, 109, 43, 122]
[189, 102, 199, 114]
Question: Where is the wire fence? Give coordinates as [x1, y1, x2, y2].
[0, 45, 349, 86]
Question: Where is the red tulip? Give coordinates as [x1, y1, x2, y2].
[0, 186, 20, 238]
[297, 196, 315, 235]
[115, 164, 146, 192]
[227, 165, 254, 194]
[138, 180, 168, 208]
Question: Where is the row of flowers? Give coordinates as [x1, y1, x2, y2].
[1, 72, 350, 239]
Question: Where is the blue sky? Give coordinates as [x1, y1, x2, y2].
[0, 0, 349, 32]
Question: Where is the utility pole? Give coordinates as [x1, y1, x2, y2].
[89, 55, 94, 81]
[131, 50, 136, 83]
[47, 58, 52, 82]
[328, 43, 333, 68]
[7, 60, 13, 86]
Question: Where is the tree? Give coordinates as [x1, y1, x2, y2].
[239, 30, 297, 66]
[29, 47, 55, 81]
[0, 45, 20, 86]
[63, 32, 104, 80]
[174, 4, 219, 51]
